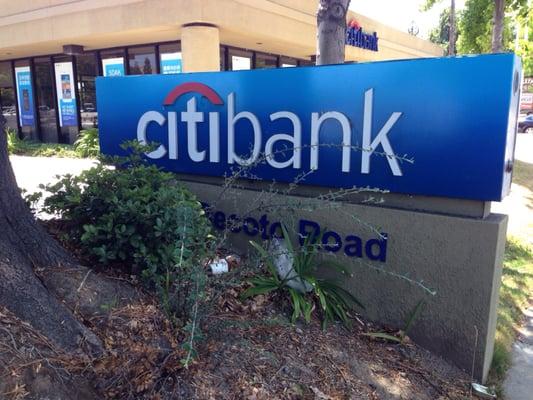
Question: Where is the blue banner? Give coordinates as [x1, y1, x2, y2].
[96, 54, 521, 201]
[15, 67, 35, 127]
[55, 63, 78, 127]
[59, 99, 77, 126]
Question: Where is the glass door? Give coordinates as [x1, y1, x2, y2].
[34, 57, 59, 143]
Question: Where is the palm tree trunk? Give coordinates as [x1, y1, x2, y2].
[449, 0, 456, 55]
[316, 0, 351, 65]
[492, 0, 506, 52]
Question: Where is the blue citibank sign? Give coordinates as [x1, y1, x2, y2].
[97, 54, 521, 201]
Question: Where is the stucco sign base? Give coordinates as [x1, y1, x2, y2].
[183, 180, 507, 383]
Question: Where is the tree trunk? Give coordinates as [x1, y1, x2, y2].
[449, 0, 456, 55]
[492, 0, 505, 52]
[316, 0, 351, 65]
[0, 117, 139, 353]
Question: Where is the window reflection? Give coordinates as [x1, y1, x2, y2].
[0, 62, 17, 131]
[76, 53, 98, 129]
[34, 58, 59, 143]
[159, 43, 182, 74]
[128, 46, 156, 75]
[255, 53, 278, 69]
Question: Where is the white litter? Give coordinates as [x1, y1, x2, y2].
[209, 258, 229, 275]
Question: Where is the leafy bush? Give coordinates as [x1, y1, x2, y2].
[74, 128, 100, 158]
[6, 127, 18, 154]
[33, 146, 213, 321]
[6, 127, 99, 158]
[243, 225, 363, 329]
[6, 127, 79, 158]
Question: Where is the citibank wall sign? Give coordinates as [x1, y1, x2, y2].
[96, 54, 521, 201]
[346, 19, 378, 51]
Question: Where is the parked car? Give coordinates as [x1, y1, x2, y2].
[518, 115, 533, 133]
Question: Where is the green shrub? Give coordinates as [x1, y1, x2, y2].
[74, 128, 100, 158]
[34, 152, 213, 320]
[6, 127, 19, 154]
[243, 225, 363, 329]
[6, 127, 79, 158]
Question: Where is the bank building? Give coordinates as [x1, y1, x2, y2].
[0, 0, 443, 143]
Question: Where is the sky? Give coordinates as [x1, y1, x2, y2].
[349, 0, 466, 39]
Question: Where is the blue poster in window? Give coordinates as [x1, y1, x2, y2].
[103, 57, 125, 77]
[160, 53, 182, 74]
[15, 66, 35, 127]
[54, 62, 78, 127]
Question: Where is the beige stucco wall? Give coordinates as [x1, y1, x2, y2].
[0, 0, 444, 63]
[181, 24, 220, 72]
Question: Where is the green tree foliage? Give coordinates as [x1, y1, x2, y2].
[421, 0, 441, 11]
[429, 7, 453, 52]
[515, 8, 533, 75]
[456, 0, 531, 67]
[421, 0, 457, 54]
[457, 0, 494, 53]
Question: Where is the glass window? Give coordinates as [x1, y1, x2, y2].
[255, 52, 278, 69]
[76, 53, 98, 129]
[14, 59, 38, 140]
[0, 62, 17, 132]
[228, 48, 252, 71]
[128, 46, 156, 75]
[1, 87, 17, 132]
[34, 57, 59, 143]
[298, 58, 314, 67]
[281, 56, 297, 68]
[159, 43, 182, 74]
[0, 61, 13, 87]
[220, 47, 227, 71]
[101, 49, 126, 77]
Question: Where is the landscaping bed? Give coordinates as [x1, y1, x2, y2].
[0, 218, 474, 399]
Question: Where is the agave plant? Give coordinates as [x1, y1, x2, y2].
[243, 224, 363, 328]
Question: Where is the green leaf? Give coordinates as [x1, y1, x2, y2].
[241, 284, 278, 299]
[361, 332, 402, 343]
[316, 286, 327, 311]
[403, 299, 426, 337]
[288, 288, 302, 323]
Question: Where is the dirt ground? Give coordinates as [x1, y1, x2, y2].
[0, 247, 473, 400]
[9, 137, 532, 400]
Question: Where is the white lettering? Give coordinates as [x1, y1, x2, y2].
[265, 111, 302, 169]
[209, 112, 220, 163]
[136, 87, 404, 177]
[227, 92, 262, 166]
[310, 112, 351, 172]
[181, 97, 205, 162]
[137, 111, 167, 159]
[361, 88, 402, 176]
[168, 111, 178, 160]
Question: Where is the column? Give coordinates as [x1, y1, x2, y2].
[181, 23, 220, 73]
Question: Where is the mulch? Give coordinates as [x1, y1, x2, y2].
[0, 225, 474, 399]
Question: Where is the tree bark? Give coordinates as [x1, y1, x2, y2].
[316, 0, 351, 65]
[449, 0, 456, 55]
[492, 0, 506, 52]
[0, 116, 139, 353]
